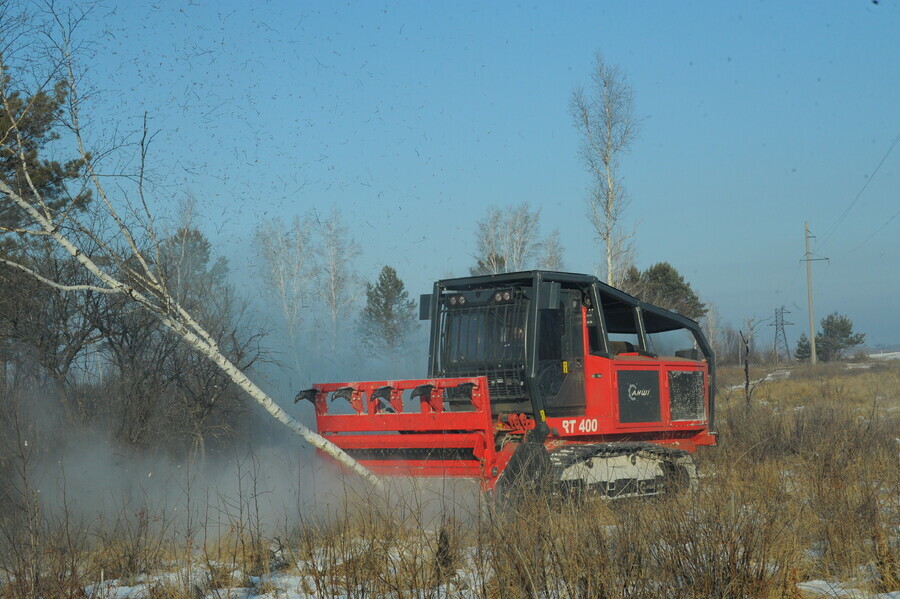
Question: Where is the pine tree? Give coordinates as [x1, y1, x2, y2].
[359, 266, 417, 352]
[816, 312, 865, 362]
[0, 79, 91, 256]
[795, 333, 811, 362]
[1, 73, 92, 381]
[619, 262, 706, 320]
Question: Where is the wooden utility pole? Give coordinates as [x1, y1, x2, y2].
[803, 222, 828, 365]
[805, 222, 817, 364]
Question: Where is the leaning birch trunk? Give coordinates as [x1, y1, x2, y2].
[0, 179, 381, 488]
[161, 317, 381, 487]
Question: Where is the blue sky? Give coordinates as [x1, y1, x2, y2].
[78, 1, 899, 347]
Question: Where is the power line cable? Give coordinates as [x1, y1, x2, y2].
[833, 208, 900, 261]
[818, 130, 900, 250]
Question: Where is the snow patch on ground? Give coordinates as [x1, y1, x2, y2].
[869, 351, 900, 361]
[726, 354, 900, 392]
[727, 368, 792, 390]
[798, 580, 900, 598]
[80, 567, 900, 598]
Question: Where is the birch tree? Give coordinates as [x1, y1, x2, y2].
[700, 302, 722, 363]
[570, 52, 640, 286]
[470, 206, 505, 275]
[253, 215, 315, 373]
[0, 10, 379, 486]
[90, 224, 264, 458]
[538, 228, 565, 271]
[470, 203, 544, 275]
[314, 207, 360, 351]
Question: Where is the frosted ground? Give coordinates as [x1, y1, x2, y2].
[84, 574, 900, 599]
[7, 360, 897, 599]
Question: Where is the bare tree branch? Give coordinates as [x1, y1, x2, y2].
[538, 228, 565, 271]
[471, 202, 549, 274]
[0, 256, 120, 294]
[570, 52, 640, 286]
[253, 214, 315, 375]
[314, 207, 359, 351]
[0, 8, 381, 487]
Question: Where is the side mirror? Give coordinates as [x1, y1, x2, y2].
[419, 294, 432, 320]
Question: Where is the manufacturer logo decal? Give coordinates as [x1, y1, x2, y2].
[627, 383, 651, 401]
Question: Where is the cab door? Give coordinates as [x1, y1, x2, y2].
[538, 290, 586, 417]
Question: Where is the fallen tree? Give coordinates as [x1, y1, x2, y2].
[0, 7, 379, 486]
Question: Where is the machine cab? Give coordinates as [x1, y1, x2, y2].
[422, 271, 716, 437]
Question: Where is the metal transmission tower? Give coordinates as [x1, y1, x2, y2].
[769, 306, 793, 363]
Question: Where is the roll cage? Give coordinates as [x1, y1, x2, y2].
[420, 270, 716, 430]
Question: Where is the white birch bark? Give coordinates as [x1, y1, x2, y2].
[472, 203, 543, 274]
[570, 52, 640, 287]
[0, 178, 381, 487]
[314, 208, 360, 351]
[0, 16, 381, 487]
[538, 228, 565, 271]
[253, 216, 315, 375]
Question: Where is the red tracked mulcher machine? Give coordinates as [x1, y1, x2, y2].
[297, 271, 717, 499]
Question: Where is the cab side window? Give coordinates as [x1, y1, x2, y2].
[598, 293, 641, 355]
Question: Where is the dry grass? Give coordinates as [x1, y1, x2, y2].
[1, 362, 898, 598]
[717, 361, 900, 409]
[712, 361, 899, 589]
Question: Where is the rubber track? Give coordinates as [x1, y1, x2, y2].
[547, 442, 698, 497]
